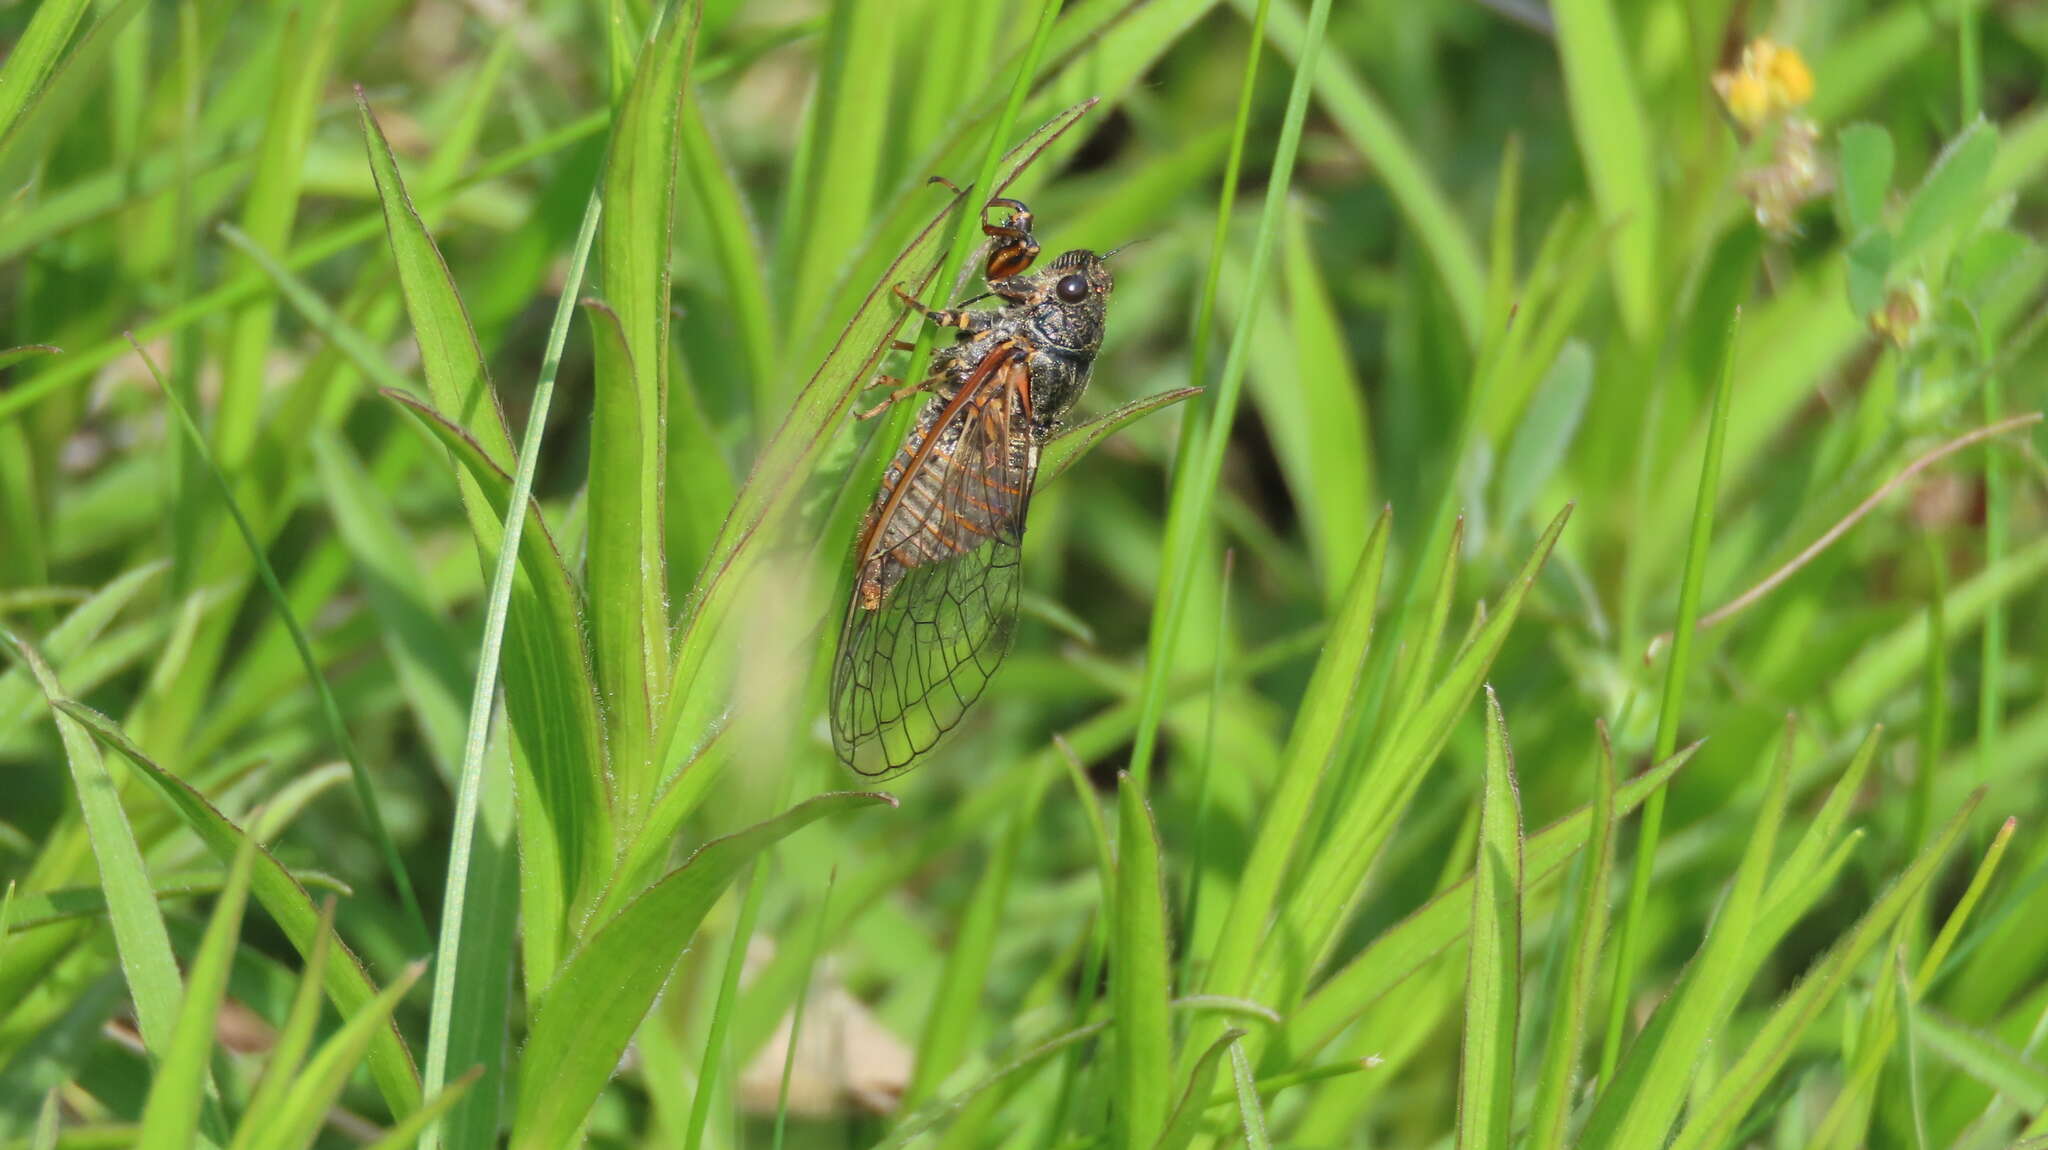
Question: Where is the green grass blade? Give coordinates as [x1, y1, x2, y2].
[1127, 0, 1334, 787]
[135, 839, 252, 1150]
[1582, 721, 1790, 1150]
[509, 792, 894, 1150]
[421, 188, 604, 1150]
[1456, 689, 1523, 1150]
[52, 699, 423, 1116]
[875, 1022, 1109, 1150]
[213, 0, 342, 471]
[591, 0, 695, 834]
[1273, 505, 1570, 995]
[1112, 774, 1175, 1150]
[1236, 0, 1484, 343]
[1602, 309, 1739, 1080]
[1040, 388, 1204, 486]
[1548, 0, 1657, 342]
[1527, 723, 1617, 1150]
[1663, 791, 1988, 1150]
[266, 961, 429, 1150]
[1156, 1029, 1247, 1150]
[128, 338, 428, 948]
[229, 898, 336, 1150]
[1895, 948, 1929, 1150]
[361, 86, 611, 972]
[0, 631, 182, 1054]
[360, 1069, 483, 1150]
[1282, 740, 1697, 1061]
[1228, 1042, 1272, 1150]
[0, 0, 91, 141]
[908, 781, 1045, 1107]
[1198, 508, 1389, 1010]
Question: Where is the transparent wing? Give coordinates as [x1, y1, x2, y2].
[832, 353, 1036, 778]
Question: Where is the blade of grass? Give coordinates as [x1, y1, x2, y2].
[1129, 0, 1329, 788]
[0, 631, 182, 1054]
[0, 0, 91, 141]
[126, 336, 428, 949]
[769, 870, 837, 1150]
[1457, 689, 1524, 1150]
[908, 776, 1048, 1107]
[359, 90, 610, 976]
[135, 839, 252, 1150]
[266, 961, 429, 1150]
[228, 898, 336, 1150]
[1663, 792, 1989, 1150]
[1194, 509, 1389, 1046]
[420, 188, 604, 1150]
[1112, 774, 1176, 1150]
[1157, 1029, 1248, 1150]
[1282, 740, 1697, 1061]
[1600, 308, 1739, 1080]
[1582, 721, 1790, 1150]
[509, 792, 895, 1150]
[1549, 0, 1657, 342]
[54, 699, 423, 1116]
[1527, 723, 1617, 1150]
[1228, 1042, 1272, 1150]
[212, 0, 342, 472]
[361, 1070, 483, 1150]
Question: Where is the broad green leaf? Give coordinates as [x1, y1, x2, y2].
[381, 379, 609, 974]
[1837, 123, 1895, 235]
[592, 0, 694, 831]
[1112, 775, 1175, 1150]
[509, 792, 893, 1150]
[1456, 689, 1522, 1150]
[136, 840, 253, 1150]
[1527, 724, 1616, 1150]
[1897, 120, 1998, 258]
[1846, 230, 1892, 317]
[1667, 793, 1987, 1150]
[0, 631, 182, 1054]
[54, 700, 422, 1116]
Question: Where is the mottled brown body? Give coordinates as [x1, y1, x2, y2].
[831, 199, 1116, 777]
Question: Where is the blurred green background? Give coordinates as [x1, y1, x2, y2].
[2, 0, 2047, 1147]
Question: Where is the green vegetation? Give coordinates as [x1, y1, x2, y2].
[2, 0, 2045, 1147]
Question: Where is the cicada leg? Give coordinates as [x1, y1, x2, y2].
[854, 373, 936, 421]
[981, 197, 1039, 279]
[893, 283, 989, 331]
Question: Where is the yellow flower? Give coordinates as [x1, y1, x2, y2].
[1760, 40, 1814, 110]
[1714, 38, 1815, 130]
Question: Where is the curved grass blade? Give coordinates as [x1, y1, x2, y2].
[1040, 388, 1204, 485]
[509, 792, 895, 1150]
[266, 962, 429, 1150]
[229, 898, 336, 1150]
[136, 839, 253, 1150]
[0, 631, 182, 1054]
[52, 699, 422, 1116]
[1156, 1029, 1248, 1150]
[1527, 724, 1617, 1150]
[126, 337, 428, 948]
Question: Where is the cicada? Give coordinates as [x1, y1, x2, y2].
[831, 197, 1115, 777]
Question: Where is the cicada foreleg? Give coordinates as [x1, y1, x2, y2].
[981, 197, 1039, 279]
